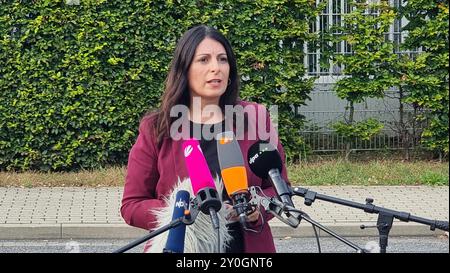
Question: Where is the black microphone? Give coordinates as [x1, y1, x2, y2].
[247, 140, 301, 227]
[163, 190, 190, 253]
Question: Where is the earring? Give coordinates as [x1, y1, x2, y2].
[228, 79, 231, 86]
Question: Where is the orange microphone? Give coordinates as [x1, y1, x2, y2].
[216, 131, 251, 227]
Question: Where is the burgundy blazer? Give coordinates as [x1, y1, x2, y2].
[121, 100, 291, 253]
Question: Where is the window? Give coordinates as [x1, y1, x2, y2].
[305, 0, 417, 80]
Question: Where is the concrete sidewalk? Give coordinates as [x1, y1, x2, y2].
[0, 186, 448, 240]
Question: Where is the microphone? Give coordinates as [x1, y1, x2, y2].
[182, 138, 221, 230]
[216, 131, 251, 227]
[163, 190, 190, 253]
[247, 140, 301, 227]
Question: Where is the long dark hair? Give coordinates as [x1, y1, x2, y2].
[150, 25, 240, 146]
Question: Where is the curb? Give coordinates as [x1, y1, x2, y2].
[270, 222, 446, 238]
[0, 222, 445, 240]
[0, 224, 146, 240]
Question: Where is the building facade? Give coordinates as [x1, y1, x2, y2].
[299, 0, 425, 153]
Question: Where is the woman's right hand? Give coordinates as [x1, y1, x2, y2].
[224, 202, 239, 223]
[224, 202, 260, 223]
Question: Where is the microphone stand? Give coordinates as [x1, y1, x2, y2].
[113, 206, 199, 253]
[291, 186, 449, 253]
[249, 186, 366, 252]
[287, 208, 366, 252]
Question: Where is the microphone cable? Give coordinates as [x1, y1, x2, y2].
[217, 223, 220, 253]
[283, 206, 322, 253]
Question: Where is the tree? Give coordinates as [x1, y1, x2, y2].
[331, 0, 396, 159]
[400, 0, 449, 159]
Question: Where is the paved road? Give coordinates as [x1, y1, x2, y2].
[0, 235, 447, 253]
[1, 186, 448, 241]
[274, 235, 449, 253]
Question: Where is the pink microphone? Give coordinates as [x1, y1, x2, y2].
[182, 138, 221, 231]
[182, 138, 216, 195]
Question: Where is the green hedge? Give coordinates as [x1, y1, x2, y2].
[0, 0, 319, 171]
